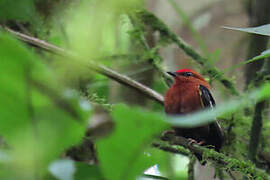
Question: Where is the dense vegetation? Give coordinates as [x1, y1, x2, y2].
[1, 0, 270, 179]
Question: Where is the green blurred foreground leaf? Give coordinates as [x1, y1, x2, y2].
[167, 83, 270, 127]
[97, 104, 169, 180]
[0, 33, 91, 179]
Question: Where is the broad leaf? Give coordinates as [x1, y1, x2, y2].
[74, 162, 103, 180]
[0, 33, 91, 179]
[97, 104, 168, 180]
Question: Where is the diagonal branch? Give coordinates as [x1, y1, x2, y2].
[2, 26, 164, 105]
[135, 10, 239, 95]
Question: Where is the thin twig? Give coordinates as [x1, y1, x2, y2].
[129, 15, 173, 86]
[2, 26, 164, 105]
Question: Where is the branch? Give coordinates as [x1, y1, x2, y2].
[160, 132, 268, 179]
[129, 15, 173, 86]
[152, 141, 190, 156]
[135, 10, 239, 96]
[2, 26, 164, 105]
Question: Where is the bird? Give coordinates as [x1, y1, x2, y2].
[164, 69, 224, 161]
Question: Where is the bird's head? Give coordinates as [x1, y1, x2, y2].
[167, 69, 208, 84]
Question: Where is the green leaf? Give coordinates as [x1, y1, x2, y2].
[97, 104, 168, 180]
[167, 83, 270, 127]
[0, 33, 91, 178]
[223, 24, 270, 36]
[74, 162, 103, 180]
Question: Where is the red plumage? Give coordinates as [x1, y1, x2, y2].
[164, 69, 224, 160]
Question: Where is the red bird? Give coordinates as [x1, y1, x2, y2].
[164, 69, 224, 160]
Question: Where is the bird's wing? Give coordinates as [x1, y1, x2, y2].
[199, 85, 215, 108]
[199, 85, 224, 151]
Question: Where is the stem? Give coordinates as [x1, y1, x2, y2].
[248, 101, 265, 162]
[2, 26, 164, 105]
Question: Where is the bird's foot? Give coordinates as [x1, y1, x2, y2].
[187, 138, 205, 146]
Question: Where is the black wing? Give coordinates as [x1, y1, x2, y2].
[199, 85, 224, 151]
[199, 85, 216, 108]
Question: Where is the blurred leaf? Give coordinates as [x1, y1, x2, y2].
[97, 104, 169, 180]
[49, 159, 104, 180]
[223, 24, 270, 36]
[167, 83, 270, 127]
[0, 0, 37, 22]
[74, 162, 103, 180]
[0, 33, 91, 179]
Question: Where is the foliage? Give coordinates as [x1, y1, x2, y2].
[1, 0, 270, 180]
[0, 0, 37, 22]
[97, 105, 168, 180]
[0, 33, 91, 179]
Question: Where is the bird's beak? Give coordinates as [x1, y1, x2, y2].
[167, 71, 177, 77]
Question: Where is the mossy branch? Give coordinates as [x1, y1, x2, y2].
[128, 15, 173, 86]
[135, 10, 239, 96]
[160, 133, 268, 179]
[152, 140, 190, 156]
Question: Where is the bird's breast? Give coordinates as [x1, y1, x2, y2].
[164, 83, 203, 115]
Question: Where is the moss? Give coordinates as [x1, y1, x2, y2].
[134, 9, 239, 95]
[87, 93, 112, 111]
[200, 147, 268, 179]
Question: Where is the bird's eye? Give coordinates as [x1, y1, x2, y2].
[182, 72, 193, 77]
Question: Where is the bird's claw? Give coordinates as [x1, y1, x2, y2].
[187, 138, 205, 146]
